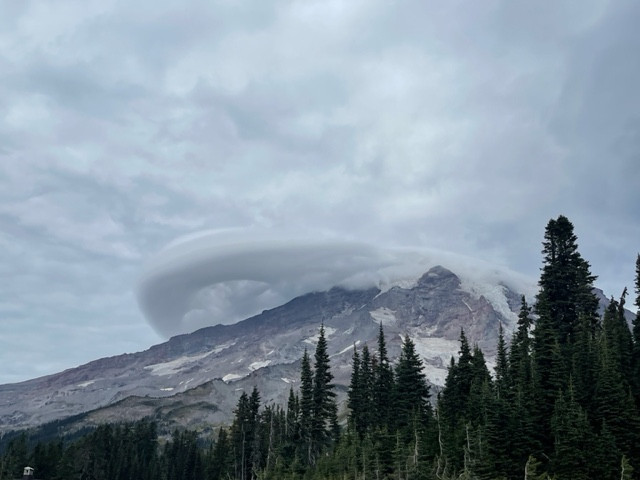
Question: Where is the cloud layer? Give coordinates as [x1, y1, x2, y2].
[137, 230, 536, 337]
[1, 0, 639, 383]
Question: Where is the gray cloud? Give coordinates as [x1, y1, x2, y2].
[1, 0, 639, 383]
[136, 229, 536, 337]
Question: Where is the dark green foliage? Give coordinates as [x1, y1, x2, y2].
[394, 335, 432, 432]
[633, 254, 640, 406]
[0, 433, 29, 480]
[509, 296, 533, 391]
[358, 344, 375, 434]
[536, 215, 599, 342]
[532, 215, 601, 457]
[373, 323, 395, 430]
[494, 322, 509, 399]
[299, 347, 314, 461]
[551, 387, 592, 480]
[206, 428, 233, 480]
[311, 324, 338, 457]
[164, 428, 202, 480]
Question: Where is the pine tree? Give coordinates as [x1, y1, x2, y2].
[299, 348, 314, 464]
[347, 344, 361, 435]
[602, 293, 634, 386]
[632, 254, 640, 406]
[494, 322, 510, 400]
[359, 344, 374, 435]
[437, 329, 477, 474]
[373, 323, 394, 430]
[550, 386, 592, 480]
[590, 421, 621, 480]
[208, 429, 233, 480]
[311, 324, 337, 458]
[394, 335, 432, 435]
[536, 215, 599, 344]
[594, 334, 639, 461]
[509, 296, 533, 391]
[533, 215, 599, 452]
[285, 387, 299, 441]
[231, 392, 253, 480]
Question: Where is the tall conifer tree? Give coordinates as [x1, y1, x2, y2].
[394, 335, 432, 432]
[533, 215, 598, 449]
[374, 323, 394, 429]
[632, 254, 640, 405]
[311, 324, 337, 455]
[299, 348, 314, 463]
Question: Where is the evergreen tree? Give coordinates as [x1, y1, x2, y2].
[494, 322, 510, 400]
[359, 344, 375, 436]
[533, 215, 599, 452]
[347, 344, 362, 435]
[536, 215, 599, 343]
[311, 324, 337, 457]
[285, 387, 299, 441]
[602, 292, 634, 384]
[550, 386, 592, 480]
[394, 335, 432, 434]
[594, 334, 640, 462]
[373, 323, 394, 430]
[229, 389, 261, 480]
[632, 254, 640, 406]
[509, 296, 533, 391]
[590, 421, 621, 480]
[207, 428, 233, 480]
[299, 347, 314, 463]
[437, 329, 478, 474]
[571, 313, 599, 413]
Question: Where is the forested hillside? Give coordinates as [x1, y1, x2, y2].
[2, 216, 639, 480]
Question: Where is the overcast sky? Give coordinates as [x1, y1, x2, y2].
[1, 0, 639, 384]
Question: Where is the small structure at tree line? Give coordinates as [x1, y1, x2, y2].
[18, 467, 40, 480]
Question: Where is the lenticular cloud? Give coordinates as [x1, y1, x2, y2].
[136, 230, 418, 337]
[136, 229, 534, 338]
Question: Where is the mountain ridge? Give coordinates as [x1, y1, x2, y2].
[4, 264, 628, 436]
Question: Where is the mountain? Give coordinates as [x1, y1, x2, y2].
[1, 265, 533, 436]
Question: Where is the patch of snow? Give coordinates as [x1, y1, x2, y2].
[461, 299, 473, 312]
[145, 351, 213, 376]
[223, 373, 243, 382]
[249, 360, 271, 371]
[412, 336, 460, 367]
[212, 340, 236, 354]
[304, 326, 337, 344]
[343, 326, 355, 335]
[160, 387, 174, 392]
[421, 325, 438, 336]
[370, 307, 397, 326]
[422, 364, 449, 387]
[332, 341, 361, 357]
[76, 381, 94, 388]
[459, 279, 518, 327]
[281, 377, 295, 384]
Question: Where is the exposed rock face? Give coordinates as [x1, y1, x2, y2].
[0, 266, 525, 433]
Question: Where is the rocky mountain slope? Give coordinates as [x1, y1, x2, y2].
[0, 265, 528, 433]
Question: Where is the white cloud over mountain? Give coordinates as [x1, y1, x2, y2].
[137, 229, 537, 337]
